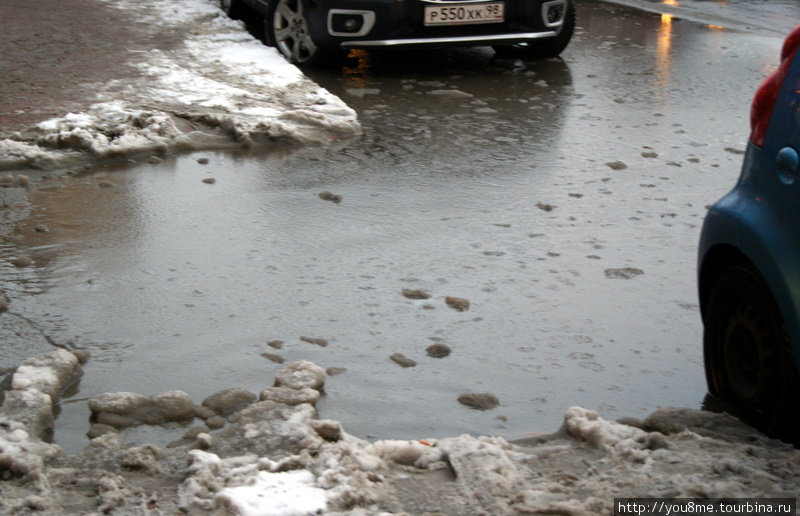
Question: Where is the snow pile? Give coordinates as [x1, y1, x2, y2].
[1, 350, 799, 514]
[89, 389, 197, 428]
[562, 405, 657, 461]
[0, 418, 61, 481]
[216, 469, 328, 515]
[3, 349, 84, 440]
[9, 349, 82, 401]
[506, 407, 800, 515]
[0, 349, 81, 495]
[0, 0, 360, 171]
[29, 107, 184, 161]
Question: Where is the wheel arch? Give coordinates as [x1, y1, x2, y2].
[698, 243, 750, 321]
[698, 211, 800, 378]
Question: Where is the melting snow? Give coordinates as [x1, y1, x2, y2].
[0, 0, 360, 171]
[1, 350, 798, 515]
[216, 469, 328, 516]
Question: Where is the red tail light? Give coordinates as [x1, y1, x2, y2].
[750, 25, 800, 147]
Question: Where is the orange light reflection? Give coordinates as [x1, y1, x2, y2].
[342, 50, 372, 89]
[655, 12, 673, 97]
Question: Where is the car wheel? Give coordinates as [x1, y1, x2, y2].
[266, 0, 319, 65]
[493, 3, 575, 58]
[220, 0, 243, 18]
[703, 261, 800, 440]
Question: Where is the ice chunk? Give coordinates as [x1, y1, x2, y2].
[215, 470, 327, 516]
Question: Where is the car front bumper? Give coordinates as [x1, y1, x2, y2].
[307, 0, 569, 49]
[339, 29, 558, 48]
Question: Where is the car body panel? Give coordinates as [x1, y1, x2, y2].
[698, 46, 800, 379]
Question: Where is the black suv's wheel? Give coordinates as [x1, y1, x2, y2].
[266, 0, 319, 64]
[703, 261, 800, 442]
[493, 3, 575, 58]
[220, 0, 243, 18]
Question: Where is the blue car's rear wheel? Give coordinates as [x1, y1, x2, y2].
[266, 0, 320, 64]
[704, 261, 799, 441]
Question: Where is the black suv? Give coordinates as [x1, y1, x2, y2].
[221, 0, 574, 64]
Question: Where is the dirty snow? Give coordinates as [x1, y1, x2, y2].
[1, 350, 798, 515]
[0, 0, 360, 171]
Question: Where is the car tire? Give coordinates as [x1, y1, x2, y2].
[265, 0, 320, 65]
[493, 3, 575, 58]
[220, 0, 244, 18]
[703, 261, 800, 442]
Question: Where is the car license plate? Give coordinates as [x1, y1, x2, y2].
[424, 2, 504, 26]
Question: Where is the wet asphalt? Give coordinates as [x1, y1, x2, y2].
[2, 0, 799, 454]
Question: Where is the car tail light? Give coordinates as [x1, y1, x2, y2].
[750, 25, 800, 147]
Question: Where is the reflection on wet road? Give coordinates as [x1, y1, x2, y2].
[0, 0, 792, 452]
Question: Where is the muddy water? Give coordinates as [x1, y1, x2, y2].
[1, 1, 789, 453]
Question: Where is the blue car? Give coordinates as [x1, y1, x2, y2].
[220, 0, 574, 64]
[698, 25, 800, 443]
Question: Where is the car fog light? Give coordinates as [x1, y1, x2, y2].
[330, 13, 364, 33]
[328, 10, 376, 37]
[547, 4, 564, 24]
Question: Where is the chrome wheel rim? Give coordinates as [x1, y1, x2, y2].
[272, 0, 317, 64]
